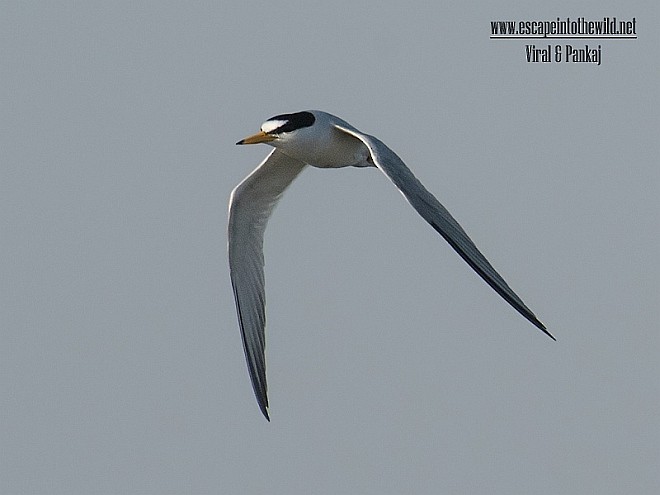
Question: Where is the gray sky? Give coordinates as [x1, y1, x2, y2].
[2, 2, 658, 494]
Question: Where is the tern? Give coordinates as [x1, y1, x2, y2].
[229, 110, 553, 420]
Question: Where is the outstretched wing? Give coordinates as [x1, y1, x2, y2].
[334, 124, 554, 340]
[228, 150, 307, 420]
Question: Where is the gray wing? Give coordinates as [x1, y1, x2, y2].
[334, 124, 554, 340]
[228, 149, 307, 420]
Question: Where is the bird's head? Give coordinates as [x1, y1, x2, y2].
[236, 111, 317, 146]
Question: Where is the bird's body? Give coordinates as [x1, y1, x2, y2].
[229, 110, 553, 420]
[248, 112, 372, 168]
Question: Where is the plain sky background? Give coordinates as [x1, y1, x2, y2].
[2, 2, 658, 494]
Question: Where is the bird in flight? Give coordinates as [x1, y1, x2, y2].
[229, 110, 554, 420]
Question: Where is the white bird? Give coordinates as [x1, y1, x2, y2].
[229, 110, 553, 420]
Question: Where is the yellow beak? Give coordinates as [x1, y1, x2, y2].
[236, 130, 277, 145]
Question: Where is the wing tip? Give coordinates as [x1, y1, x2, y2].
[260, 403, 271, 421]
[534, 319, 556, 341]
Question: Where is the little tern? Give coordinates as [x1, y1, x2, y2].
[229, 110, 553, 420]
